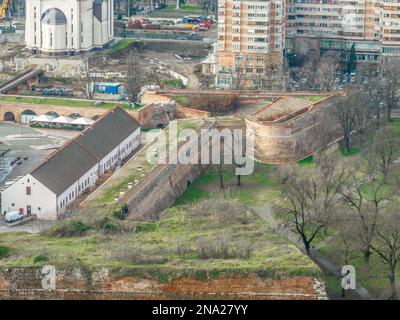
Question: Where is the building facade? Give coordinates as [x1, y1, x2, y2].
[25, 0, 114, 55]
[1, 107, 141, 220]
[217, 0, 400, 86]
[217, 0, 286, 86]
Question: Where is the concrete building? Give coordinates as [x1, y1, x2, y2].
[1, 107, 141, 220]
[217, 0, 286, 87]
[217, 0, 400, 87]
[25, 0, 114, 55]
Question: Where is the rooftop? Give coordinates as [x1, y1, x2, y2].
[28, 107, 140, 196]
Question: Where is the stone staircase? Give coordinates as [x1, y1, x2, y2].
[253, 98, 311, 122]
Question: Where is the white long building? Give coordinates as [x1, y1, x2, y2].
[1, 107, 141, 220]
[25, 0, 114, 55]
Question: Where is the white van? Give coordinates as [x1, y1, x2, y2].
[5, 211, 23, 223]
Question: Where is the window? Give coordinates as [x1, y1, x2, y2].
[26, 187, 31, 195]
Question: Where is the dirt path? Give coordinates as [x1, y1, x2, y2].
[251, 204, 374, 300]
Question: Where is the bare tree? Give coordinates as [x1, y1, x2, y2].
[370, 126, 399, 184]
[331, 88, 371, 154]
[275, 151, 348, 255]
[370, 205, 400, 300]
[78, 58, 96, 100]
[125, 49, 143, 103]
[147, 66, 164, 89]
[315, 53, 340, 91]
[339, 158, 388, 266]
[253, 63, 283, 90]
[332, 205, 359, 265]
[381, 60, 400, 121]
[198, 0, 218, 16]
[229, 60, 247, 91]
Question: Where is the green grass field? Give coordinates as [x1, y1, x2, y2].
[296, 96, 326, 103]
[0, 155, 320, 280]
[106, 39, 138, 56]
[0, 96, 132, 109]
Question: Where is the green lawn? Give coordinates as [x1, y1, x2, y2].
[297, 96, 326, 103]
[0, 151, 321, 281]
[175, 162, 279, 207]
[0, 96, 133, 109]
[298, 155, 314, 166]
[0, 196, 319, 280]
[106, 39, 138, 56]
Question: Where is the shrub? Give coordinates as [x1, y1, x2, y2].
[176, 241, 192, 259]
[190, 94, 239, 114]
[116, 246, 167, 264]
[197, 236, 254, 260]
[135, 223, 157, 233]
[33, 255, 49, 263]
[97, 217, 118, 234]
[197, 235, 233, 259]
[51, 220, 90, 237]
[235, 240, 254, 259]
[189, 198, 254, 225]
[112, 204, 129, 220]
[0, 246, 11, 259]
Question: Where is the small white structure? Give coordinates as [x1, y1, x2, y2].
[1, 107, 141, 220]
[31, 114, 56, 122]
[25, 0, 114, 55]
[51, 116, 74, 124]
[71, 117, 95, 125]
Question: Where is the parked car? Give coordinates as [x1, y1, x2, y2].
[5, 211, 23, 223]
[154, 3, 166, 9]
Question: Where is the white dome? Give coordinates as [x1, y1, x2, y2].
[41, 8, 67, 25]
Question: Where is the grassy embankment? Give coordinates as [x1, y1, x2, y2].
[0, 95, 138, 110]
[0, 119, 320, 281]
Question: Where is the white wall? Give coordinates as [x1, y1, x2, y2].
[99, 127, 141, 175]
[1, 125, 141, 220]
[25, 0, 114, 53]
[57, 163, 99, 215]
[41, 24, 67, 52]
[1, 174, 57, 220]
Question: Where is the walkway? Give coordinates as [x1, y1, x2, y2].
[0, 69, 42, 94]
[251, 203, 374, 300]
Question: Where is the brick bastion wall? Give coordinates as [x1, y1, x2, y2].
[125, 162, 206, 220]
[246, 100, 343, 163]
[0, 268, 327, 299]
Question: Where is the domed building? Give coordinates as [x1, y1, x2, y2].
[25, 0, 114, 55]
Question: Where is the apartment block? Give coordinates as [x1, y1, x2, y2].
[217, 0, 286, 86]
[217, 0, 400, 86]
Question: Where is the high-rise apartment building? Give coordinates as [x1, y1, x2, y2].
[217, 0, 400, 86]
[217, 0, 286, 86]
